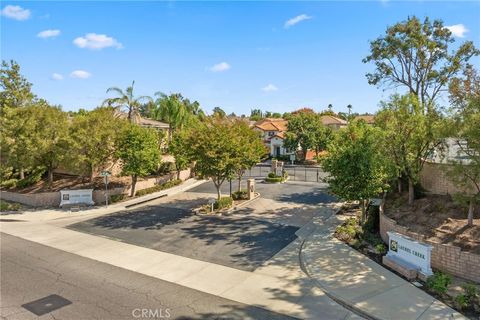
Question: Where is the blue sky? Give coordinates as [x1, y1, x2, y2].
[2, 1, 479, 115]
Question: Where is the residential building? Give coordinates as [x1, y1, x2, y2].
[354, 115, 375, 124]
[320, 115, 348, 129]
[253, 118, 292, 158]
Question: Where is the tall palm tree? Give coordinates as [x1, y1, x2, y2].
[347, 104, 352, 116]
[153, 92, 190, 130]
[103, 81, 152, 124]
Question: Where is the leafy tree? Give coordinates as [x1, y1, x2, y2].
[103, 81, 152, 123]
[69, 107, 127, 181]
[29, 103, 70, 188]
[376, 94, 440, 204]
[322, 121, 391, 222]
[232, 121, 267, 192]
[212, 107, 226, 118]
[250, 109, 263, 121]
[0, 60, 35, 115]
[153, 93, 189, 131]
[445, 104, 480, 226]
[186, 118, 262, 200]
[449, 65, 480, 112]
[285, 113, 331, 160]
[363, 16, 479, 113]
[169, 130, 191, 180]
[116, 125, 160, 196]
[271, 112, 282, 118]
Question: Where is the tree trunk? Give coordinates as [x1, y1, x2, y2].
[176, 167, 181, 180]
[467, 198, 474, 227]
[216, 184, 222, 200]
[89, 164, 95, 182]
[131, 175, 138, 197]
[397, 178, 402, 194]
[238, 174, 242, 192]
[408, 177, 414, 205]
[48, 167, 54, 189]
[19, 168, 25, 180]
[360, 199, 367, 224]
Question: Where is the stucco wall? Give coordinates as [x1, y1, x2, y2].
[380, 210, 480, 283]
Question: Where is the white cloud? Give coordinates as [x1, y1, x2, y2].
[446, 24, 469, 38]
[209, 62, 231, 72]
[284, 14, 312, 29]
[70, 70, 91, 79]
[1, 5, 31, 21]
[37, 29, 61, 39]
[262, 84, 278, 92]
[51, 73, 63, 81]
[73, 33, 123, 50]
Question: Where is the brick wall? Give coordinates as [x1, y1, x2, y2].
[420, 161, 476, 195]
[380, 211, 480, 283]
[1, 168, 192, 208]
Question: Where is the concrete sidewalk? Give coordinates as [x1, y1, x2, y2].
[300, 214, 466, 320]
[1, 202, 361, 319]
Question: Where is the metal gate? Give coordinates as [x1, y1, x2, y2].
[246, 164, 327, 182]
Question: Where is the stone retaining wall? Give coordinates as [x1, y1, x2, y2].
[1, 168, 191, 208]
[380, 210, 480, 283]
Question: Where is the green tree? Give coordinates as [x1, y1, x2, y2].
[363, 16, 479, 113]
[186, 118, 259, 200]
[0, 60, 35, 115]
[169, 130, 191, 180]
[103, 81, 152, 123]
[285, 112, 330, 161]
[116, 125, 160, 196]
[212, 107, 226, 118]
[445, 69, 480, 226]
[29, 103, 70, 188]
[153, 93, 193, 131]
[232, 121, 267, 192]
[376, 94, 440, 204]
[250, 109, 263, 121]
[69, 107, 127, 181]
[322, 121, 391, 222]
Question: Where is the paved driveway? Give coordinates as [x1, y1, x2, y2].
[69, 179, 335, 272]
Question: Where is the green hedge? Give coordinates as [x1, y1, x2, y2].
[0, 200, 21, 211]
[109, 194, 127, 203]
[266, 176, 283, 183]
[135, 179, 182, 197]
[214, 197, 233, 210]
[232, 190, 248, 200]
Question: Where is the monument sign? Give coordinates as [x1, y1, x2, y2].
[60, 189, 94, 207]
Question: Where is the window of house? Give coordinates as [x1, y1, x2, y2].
[268, 131, 275, 136]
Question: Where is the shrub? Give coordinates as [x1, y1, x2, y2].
[232, 190, 248, 200]
[0, 200, 21, 211]
[266, 176, 283, 183]
[157, 162, 176, 175]
[1, 178, 17, 189]
[426, 272, 451, 295]
[135, 179, 182, 197]
[16, 167, 46, 189]
[455, 284, 479, 310]
[364, 204, 380, 233]
[214, 196, 233, 210]
[267, 172, 276, 178]
[375, 243, 387, 254]
[109, 194, 126, 203]
[335, 218, 361, 242]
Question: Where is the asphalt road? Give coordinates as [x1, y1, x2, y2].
[0, 233, 295, 320]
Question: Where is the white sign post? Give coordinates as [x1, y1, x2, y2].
[60, 189, 94, 207]
[387, 231, 433, 277]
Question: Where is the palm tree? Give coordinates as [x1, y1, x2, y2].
[153, 92, 190, 130]
[103, 81, 152, 124]
[328, 104, 333, 111]
[347, 104, 352, 116]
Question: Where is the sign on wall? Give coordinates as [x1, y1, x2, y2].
[60, 189, 94, 207]
[387, 231, 433, 277]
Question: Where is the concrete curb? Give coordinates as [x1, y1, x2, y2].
[298, 207, 380, 320]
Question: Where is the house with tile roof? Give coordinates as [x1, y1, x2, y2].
[253, 118, 293, 158]
[354, 115, 375, 124]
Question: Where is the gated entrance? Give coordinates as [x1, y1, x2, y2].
[246, 164, 327, 182]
